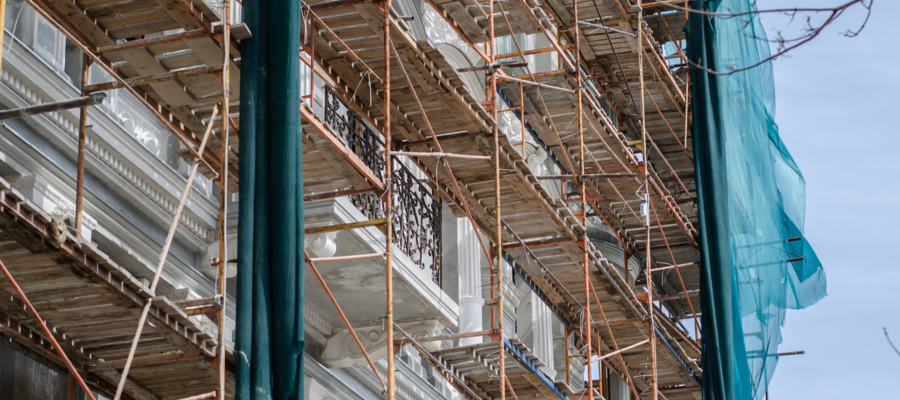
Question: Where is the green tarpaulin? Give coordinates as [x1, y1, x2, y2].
[686, 1, 828, 399]
[235, 0, 305, 397]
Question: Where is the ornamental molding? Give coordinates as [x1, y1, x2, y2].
[317, 319, 443, 368]
[9, 174, 97, 231]
[305, 306, 334, 337]
[0, 68, 210, 240]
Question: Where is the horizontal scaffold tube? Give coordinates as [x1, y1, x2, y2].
[0, 93, 106, 120]
[393, 151, 492, 160]
[536, 173, 637, 180]
[598, 339, 650, 361]
[96, 28, 211, 53]
[305, 219, 387, 235]
[309, 253, 386, 262]
[175, 391, 218, 400]
[495, 75, 575, 93]
[83, 66, 224, 92]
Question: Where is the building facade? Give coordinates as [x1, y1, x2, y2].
[0, 0, 652, 398]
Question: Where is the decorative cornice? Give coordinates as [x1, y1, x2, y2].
[317, 320, 443, 368]
[304, 356, 369, 400]
[354, 363, 421, 400]
[305, 306, 334, 336]
[0, 68, 210, 240]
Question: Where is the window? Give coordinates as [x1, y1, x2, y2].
[33, 15, 65, 71]
[4, 0, 66, 73]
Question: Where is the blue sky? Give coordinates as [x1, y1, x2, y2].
[754, 0, 900, 397]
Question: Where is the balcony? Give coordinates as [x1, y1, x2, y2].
[302, 85, 456, 368]
[300, 87, 385, 196]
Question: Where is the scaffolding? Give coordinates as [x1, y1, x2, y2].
[0, 0, 702, 399]
[0, 0, 237, 397]
[301, 0, 700, 399]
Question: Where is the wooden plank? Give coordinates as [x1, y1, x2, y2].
[118, 49, 196, 106]
[88, 352, 205, 371]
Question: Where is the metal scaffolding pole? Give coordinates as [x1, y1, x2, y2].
[589, 281, 642, 400]
[638, 1, 658, 399]
[487, 0, 507, 398]
[111, 104, 220, 400]
[75, 56, 91, 238]
[74, 55, 91, 238]
[573, 0, 595, 395]
[384, 0, 395, 397]
[305, 251, 386, 389]
[216, 2, 232, 399]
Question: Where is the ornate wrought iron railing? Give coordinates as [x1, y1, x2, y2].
[390, 158, 442, 287]
[323, 85, 385, 177]
[322, 86, 442, 286]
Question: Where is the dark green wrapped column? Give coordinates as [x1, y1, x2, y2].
[235, 0, 304, 396]
[686, 4, 741, 399]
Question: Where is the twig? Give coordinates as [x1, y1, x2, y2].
[885, 327, 900, 359]
[664, 0, 873, 76]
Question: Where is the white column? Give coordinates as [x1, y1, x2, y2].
[532, 293, 556, 379]
[457, 218, 484, 346]
[501, 258, 523, 339]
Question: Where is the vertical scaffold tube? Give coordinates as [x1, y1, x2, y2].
[487, 1, 505, 399]
[384, 0, 395, 399]
[637, 1, 658, 399]
[75, 54, 90, 238]
[308, 13, 316, 110]
[217, 2, 231, 399]
[573, 0, 593, 394]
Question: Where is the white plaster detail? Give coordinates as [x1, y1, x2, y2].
[199, 311, 236, 351]
[0, 68, 211, 240]
[306, 231, 338, 258]
[457, 217, 483, 346]
[554, 328, 585, 390]
[500, 259, 522, 339]
[8, 175, 97, 240]
[525, 143, 548, 175]
[423, 6, 475, 60]
[161, 288, 193, 302]
[531, 292, 556, 379]
[352, 362, 418, 400]
[318, 320, 443, 368]
[305, 307, 334, 337]
[305, 378, 341, 400]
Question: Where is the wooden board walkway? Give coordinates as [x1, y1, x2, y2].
[0, 176, 235, 400]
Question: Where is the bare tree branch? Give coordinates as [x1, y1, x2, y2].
[662, 0, 873, 76]
[885, 327, 900, 359]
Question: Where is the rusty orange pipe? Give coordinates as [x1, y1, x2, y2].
[0, 257, 97, 400]
[305, 251, 386, 390]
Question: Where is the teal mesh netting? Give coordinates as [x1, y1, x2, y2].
[686, 1, 828, 399]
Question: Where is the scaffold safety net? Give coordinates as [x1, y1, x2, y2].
[686, 1, 828, 399]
